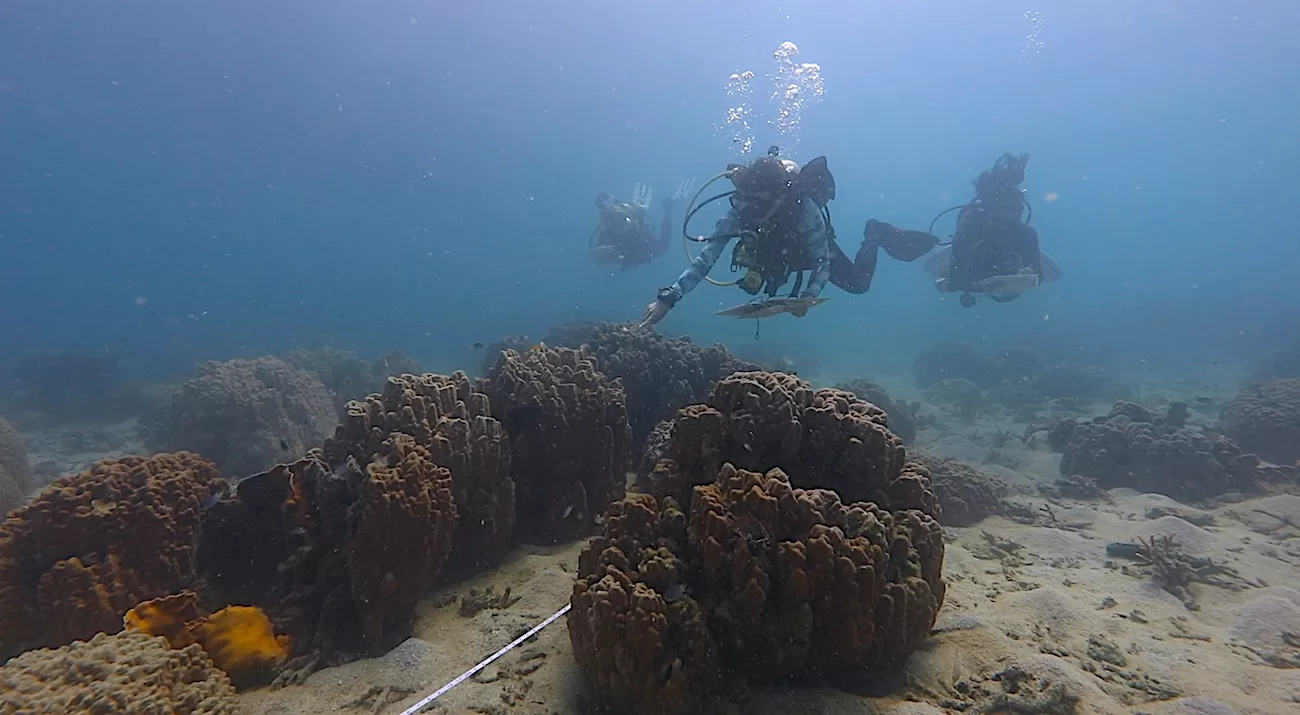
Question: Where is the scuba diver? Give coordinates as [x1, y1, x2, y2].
[590, 179, 695, 271]
[924, 152, 1062, 307]
[639, 146, 938, 328]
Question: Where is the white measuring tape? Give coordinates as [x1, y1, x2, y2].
[397, 602, 572, 715]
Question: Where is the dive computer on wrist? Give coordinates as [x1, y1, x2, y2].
[656, 287, 680, 307]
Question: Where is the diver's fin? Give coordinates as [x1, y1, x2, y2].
[798, 156, 836, 206]
[632, 182, 652, 209]
[922, 245, 952, 278]
[1039, 251, 1063, 283]
[671, 177, 695, 201]
[867, 220, 939, 262]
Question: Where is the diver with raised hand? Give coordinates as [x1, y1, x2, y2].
[590, 178, 695, 271]
[639, 146, 938, 328]
[925, 152, 1061, 307]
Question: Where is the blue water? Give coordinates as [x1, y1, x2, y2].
[2, 1, 1297, 384]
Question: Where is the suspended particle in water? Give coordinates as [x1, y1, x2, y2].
[1044, 192, 1059, 202]
[1022, 9, 1046, 57]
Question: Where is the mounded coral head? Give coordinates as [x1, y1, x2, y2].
[0, 631, 237, 714]
[1220, 378, 1300, 466]
[912, 342, 1000, 388]
[570, 464, 945, 715]
[271, 440, 457, 663]
[148, 356, 338, 476]
[909, 455, 1007, 527]
[654, 371, 936, 519]
[540, 320, 758, 448]
[479, 344, 631, 544]
[323, 371, 513, 572]
[1061, 402, 1263, 502]
[199, 372, 501, 676]
[834, 378, 919, 445]
[0, 465, 22, 517]
[0, 452, 221, 659]
[0, 417, 31, 494]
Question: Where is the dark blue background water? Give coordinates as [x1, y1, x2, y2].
[3, 1, 1297, 384]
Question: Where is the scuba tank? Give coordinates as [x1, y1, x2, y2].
[681, 146, 836, 295]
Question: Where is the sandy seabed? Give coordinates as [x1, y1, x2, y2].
[235, 483, 1300, 715]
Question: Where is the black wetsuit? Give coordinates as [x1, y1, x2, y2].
[829, 219, 939, 294]
[946, 198, 1042, 293]
[595, 203, 673, 269]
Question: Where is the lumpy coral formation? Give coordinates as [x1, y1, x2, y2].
[912, 342, 1130, 408]
[321, 372, 513, 573]
[227, 447, 456, 667]
[834, 379, 920, 445]
[124, 590, 291, 687]
[0, 631, 238, 714]
[569, 464, 945, 715]
[636, 419, 675, 489]
[540, 320, 759, 448]
[287, 346, 423, 417]
[200, 372, 507, 670]
[909, 454, 1008, 527]
[1060, 402, 1264, 503]
[0, 465, 22, 517]
[1219, 378, 1300, 466]
[0, 417, 31, 493]
[0, 452, 221, 659]
[0, 418, 31, 514]
[653, 371, 938, 519]
[479, 345, 631, 544]
[912, 342, 1002, 388]
[148, 356, 338, 476]
[570, 370, 946, 713]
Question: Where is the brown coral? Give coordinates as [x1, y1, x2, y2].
[655, 371, 937, 520]
[834, 378, 920, 444]
[1220, 378, 1300, 466]
[0, 452, 221, 659]
[0, 631, 238, 714]
[909, 455, 1008, 527]
[347, 434, 457, 643]
[540, 320, 759, 448]
[1062, 401, 1265, 502]
[147, 356, 338, 476]
[570, 464, 945, 715]
[273, 439, 457, 665]
[198, 372, 504, 675]
[0, 464, 22, 516]
[0, 417, 31, 494]
[322, 371, 514, 572]
[479, 345, 631, 544]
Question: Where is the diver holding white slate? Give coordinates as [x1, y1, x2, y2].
[638, 146, 939, 329]
[924, 153, 1062, 307]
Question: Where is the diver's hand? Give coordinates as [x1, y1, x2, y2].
[639, 299, 672, 329]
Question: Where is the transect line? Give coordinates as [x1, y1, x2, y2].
[397, 602, 573, 715]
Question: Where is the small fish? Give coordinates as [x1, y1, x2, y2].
[1194, 396, 1212, 404]
[472, 342, 485, 350]
[200, 481, 232, 510]
[663, 583, 688, 603]
[279, 438, 290, 451]
[561, 505, 574, 519]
